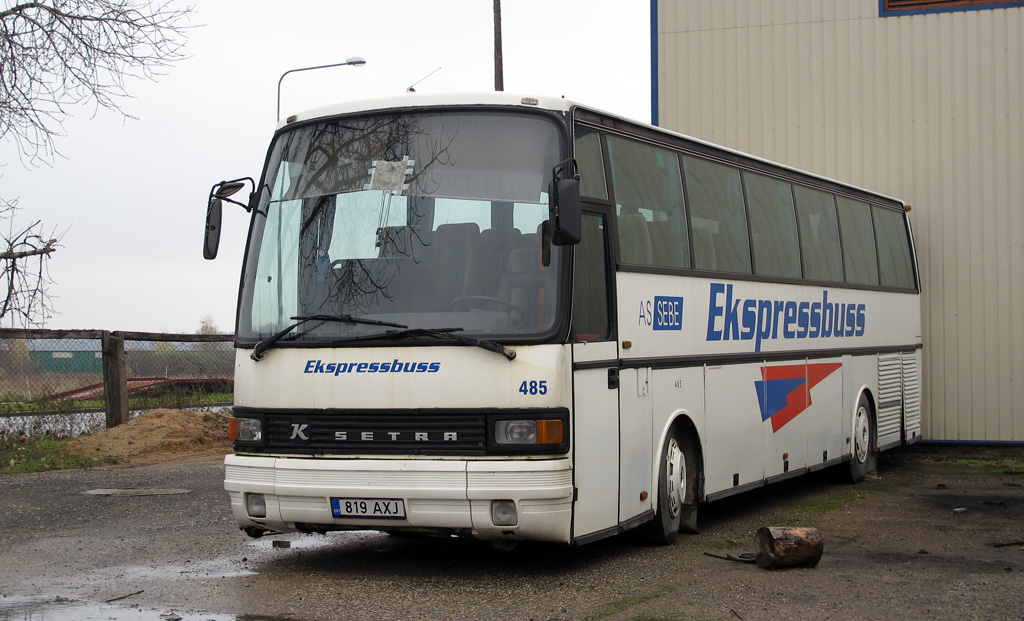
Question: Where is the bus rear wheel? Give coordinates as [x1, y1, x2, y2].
[846, 394, 877, 483]
[640, 428, 697, 544]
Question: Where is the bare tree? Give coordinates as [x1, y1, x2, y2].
[196, 313, 217, 335]
[0, 0, 194, 327]
[0, 0, 195, 163]
[196, 313, 230, 352]
[0, 195, 59, 326]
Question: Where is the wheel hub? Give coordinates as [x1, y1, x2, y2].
[853, 406, 870, 463]
[665, 437, 685, 517]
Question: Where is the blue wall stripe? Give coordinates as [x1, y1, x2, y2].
[650, 0, 659, 126]
[917, 439, 1024, 446]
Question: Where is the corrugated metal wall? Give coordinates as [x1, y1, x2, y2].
[656, 0, 1024, 442]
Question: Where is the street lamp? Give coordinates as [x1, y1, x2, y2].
[276, 56, 367, 121]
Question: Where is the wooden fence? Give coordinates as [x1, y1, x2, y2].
[0, 329, 234, 430]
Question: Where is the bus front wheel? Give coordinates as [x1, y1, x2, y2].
[640, 428, 697, 544]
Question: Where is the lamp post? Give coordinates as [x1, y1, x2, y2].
[276, 56, 367, 121]
[494, 0, 503, 91]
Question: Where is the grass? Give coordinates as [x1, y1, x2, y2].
[0, 436, 116, 474]
[130, 390, 233, 410]
[0, 400, 104, 414]
[785, 486, 869, 515]
[923, 457, 1012, 475]
[0, 391, 233, 414]
[590, 587, 677, 619]
[776, 449, 1024, 518]
[888, 449, 1024, 475]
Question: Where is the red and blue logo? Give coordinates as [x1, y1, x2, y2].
[755, 362, 842, 432]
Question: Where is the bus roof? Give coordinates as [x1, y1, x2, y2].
[280, 91, 907, 208]
[277, 91, 576, 129]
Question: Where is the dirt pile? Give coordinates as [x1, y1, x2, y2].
[64, 409, 232, 466]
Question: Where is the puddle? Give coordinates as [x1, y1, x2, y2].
[91, 558, 257, 582]
[82, 489, 191, 496]
[0, 533, 391, 620]
[246, 529, 385, 552]
[0, 595, 233, 621]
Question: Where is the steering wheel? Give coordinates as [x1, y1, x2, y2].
[450, 296, 526, 329]
[450, 296, 524, 314]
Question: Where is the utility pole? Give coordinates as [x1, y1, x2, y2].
[494, 0, 504, 91]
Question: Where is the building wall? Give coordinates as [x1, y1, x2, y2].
[656, 0, 1024, 442]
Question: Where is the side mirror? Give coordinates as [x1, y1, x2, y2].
[548, 158, 581, 246]
[203, 197, 223, 260]
[203, 177, 256, 260]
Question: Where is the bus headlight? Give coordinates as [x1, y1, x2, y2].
[494, 419, 563, 445]
[230, 417, 262, 442]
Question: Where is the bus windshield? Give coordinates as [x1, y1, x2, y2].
[238, 110, 565, 344]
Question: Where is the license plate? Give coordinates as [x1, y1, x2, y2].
[331, 497, 406, 519]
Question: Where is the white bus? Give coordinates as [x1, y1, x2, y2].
[203, 92, 921, 546]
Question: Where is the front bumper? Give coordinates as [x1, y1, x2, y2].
[224, 454, 574, 543]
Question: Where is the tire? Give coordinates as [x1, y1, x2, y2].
[640, 428, 697, 544]
[846, 394, 877, 483]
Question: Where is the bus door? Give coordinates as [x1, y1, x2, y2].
[618, 363, 653, 526]
[570, 212, 620, 542]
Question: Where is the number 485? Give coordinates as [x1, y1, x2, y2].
[519, 380, 548, 396]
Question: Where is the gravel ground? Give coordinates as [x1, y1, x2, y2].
[607, 449, 1024, 621]
[0, 447, 1020, 621]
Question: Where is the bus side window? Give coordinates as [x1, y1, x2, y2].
[574, 129, 609, 200]
[744, 171, 801, 279]
[836, 197, 879, 286]
[793, 186, 843, 282]
[873, 206, 916, 289]
[683, 155, 751, 274]
[573, 213, 611, 341]
[606, 135, 689, 269]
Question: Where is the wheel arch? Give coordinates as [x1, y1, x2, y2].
[658, 411, 705, 504]
[846, 385, 880, 483]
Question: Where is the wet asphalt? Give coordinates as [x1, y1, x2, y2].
[0, 451, 1021, 620]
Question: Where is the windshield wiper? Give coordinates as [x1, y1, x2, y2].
[251, 314, 408, 361]
[350, 327, 516, 361]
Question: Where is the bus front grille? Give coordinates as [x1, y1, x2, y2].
[261, 411, 488, 456]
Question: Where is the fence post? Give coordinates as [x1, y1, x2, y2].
[102, 330, 128, 428]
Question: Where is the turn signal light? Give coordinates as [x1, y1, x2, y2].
[230, 417, 262, 442]
[536, 419, 563, 445]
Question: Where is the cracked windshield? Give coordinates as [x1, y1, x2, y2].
[240, 111, 564, 343]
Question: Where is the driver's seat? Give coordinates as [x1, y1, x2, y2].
[497, 246, 552, 329]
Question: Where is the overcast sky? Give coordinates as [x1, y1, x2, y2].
[0, 0, 650, 334]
